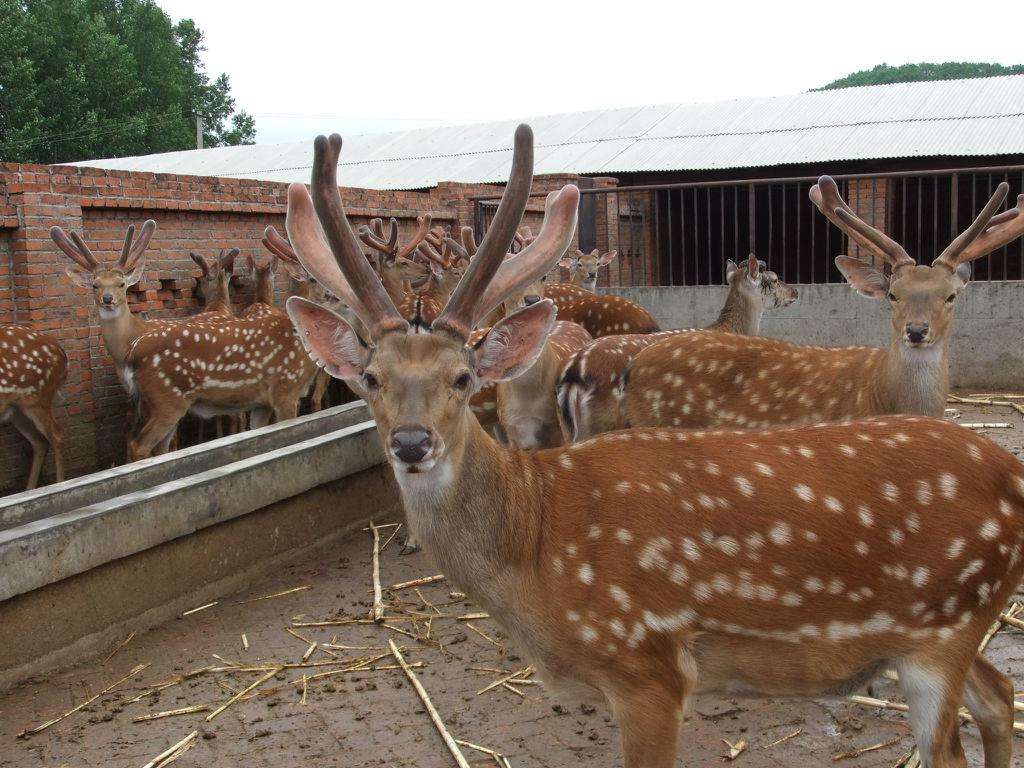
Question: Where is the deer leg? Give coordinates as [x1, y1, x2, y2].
[11, 408, 47, 490]
[249, 407, 273, 430]
[962, 655, 1014, 768]
[311, 371, 329, 412]
[155, 429, 176, 456]
[20, 400, 64, 485]
[606, 675, 685, 768]
[129, 405, 188, 462]
[896, 656, 970, 768]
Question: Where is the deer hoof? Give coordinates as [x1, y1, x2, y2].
[399, 539, 421, 556]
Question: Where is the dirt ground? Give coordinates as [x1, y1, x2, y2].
[2, 396, 1024, 767]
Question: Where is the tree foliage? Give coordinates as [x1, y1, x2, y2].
[817, 62, 1024, 91]
[0, 0, 255, 163]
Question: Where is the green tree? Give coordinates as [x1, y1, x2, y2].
[0, 0, 255, 163]
[817, 62, 1024, 90]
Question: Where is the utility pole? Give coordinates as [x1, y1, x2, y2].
[196, 116, 203, 150]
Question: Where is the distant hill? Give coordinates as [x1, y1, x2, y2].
[816, 62, 1024, 90]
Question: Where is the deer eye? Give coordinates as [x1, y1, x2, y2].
[453, 371, 473, 391]
[361, 372, 380, 391]
[887, 292, 898, 302]
[945, 293, 956, 303]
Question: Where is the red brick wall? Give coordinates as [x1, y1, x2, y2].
[0, 162, 597, 492]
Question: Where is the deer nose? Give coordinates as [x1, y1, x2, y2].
[101, 293, 115, 305]
[906, 323, 929, 343]
[523, 294, 542, 306]
[389, 426, 434, 464]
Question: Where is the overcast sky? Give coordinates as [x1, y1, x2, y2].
[159, 0, 1023, 145]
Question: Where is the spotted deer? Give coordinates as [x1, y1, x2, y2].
[558, 247, 618, 291]
[1, 326, 66, 490]
[191, 249, 239, 317]
[285, 126, 1023, 768]
[545, 282, 659, 337]
[622, 177, 1024, 433]
[557, 255, 798, 441]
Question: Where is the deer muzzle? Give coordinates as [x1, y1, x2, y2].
[389, 425, 435, 466]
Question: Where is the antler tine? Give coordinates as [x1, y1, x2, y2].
[396, 215, 433, 261]
[309, 134, 406, 337]
[124, 220, 157, 270]
[473, 185, 580, 324]
[933, 182, 1012, 269]
[443, 236, 470, 266]
[810, 176, 914, 270]
[285, 183, 371, 323]
[358, 217, 397, 255]
[433, 124, 534, 338]
[68, 231, 98, 269]
[263, 225, 300, 264]
[50, 226, 97, 270]
[460, 226, 477, 258]
[117, 224, 135, 267]
[416, 237, 451, 268]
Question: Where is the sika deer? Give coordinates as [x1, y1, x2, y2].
[557, 255, 798, 442]
[622, 177, 1024, 432]
[0, 326, 66, 489]
[545, 282, 659, 336]
[286, 126, 1023, 768]
[191, 249, 239, 317]
[558, 248, 617, 291]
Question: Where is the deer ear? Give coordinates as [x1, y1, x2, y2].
[598, 250, 617, 267]
[65, 266, 93, 288]
[725, 259, 739, 281]
[286, 296, 367, 380]
[471, 299, 556, 384]
[835, 255, 889, 299]
[557, 256, 576, 269]
[125, 259, 146, 287]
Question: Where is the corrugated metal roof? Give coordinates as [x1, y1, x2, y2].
[68, 75, 1024, 190]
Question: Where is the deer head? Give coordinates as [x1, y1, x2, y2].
[358, 216, 432, 302]
[285, 126, 579, 476]
[191, 248, 239, 311]
[52, 220, 156, 319]
[811, 175, 1023, 351]
[725, 254, 798, 310]
[558, 248, 617, 291]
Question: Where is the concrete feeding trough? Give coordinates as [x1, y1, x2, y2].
[0, 402, 398, 688]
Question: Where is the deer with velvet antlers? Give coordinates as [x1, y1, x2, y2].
[621, 176, 1024, 432]
[285, 126, 1023, 768]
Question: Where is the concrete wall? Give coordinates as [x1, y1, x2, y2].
[608, 281, 1024, 388]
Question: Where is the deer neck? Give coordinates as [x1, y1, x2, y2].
[710, 284, 762, 335]
[379, 268, 406, 306]
[391, 414, 540, 598]
[874, 335, 950, 416]
[255, 275, 275, 306]
[98, 307, 150, 365]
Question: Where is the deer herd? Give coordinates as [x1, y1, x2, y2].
[2, 123, 1024, 767]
